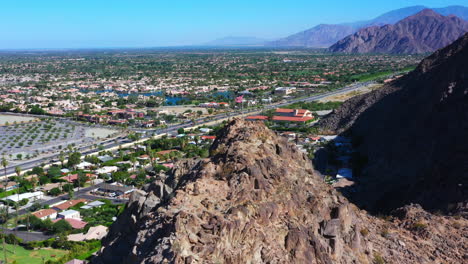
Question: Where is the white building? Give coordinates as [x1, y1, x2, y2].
[5, 191, 43, 203]
[32, 209, 57, 220]
[76, 161, 93, 170]
[95, 166, 119, 175]
[275, 87, 296, 95]
[199, 128, 212, 133]
[97, 155, 113, 163]
[80, 200, 105, 210]
[58, 209, 81, 220]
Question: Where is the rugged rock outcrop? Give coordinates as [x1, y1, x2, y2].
[329, 9, 468, 54]
[93, 119, 466, 264]
[321, 33, 468, 213]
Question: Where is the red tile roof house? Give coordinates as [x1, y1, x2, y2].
[32, 209, 58, 220]
[0, 181, 19, 191]
[141, 120, 154, 128]
[138, 154, 150, 160]
[53, 199, 88, 211]
[245, 115, 269, 121]
[53, 218, 88, 229]
[272, 116, 314, 123]
[275, 108, 313, 118]
[60, 174, 79, 183]
[60, 174, 92, 184]
[272, 108, 314, 123]
[310, 136, 321, 142]
[201, 135, 216, 141]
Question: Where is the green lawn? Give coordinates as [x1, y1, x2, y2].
[0, 244, 68, 264]
[351, 70, 393, 82]
[0, 189, 18, 199]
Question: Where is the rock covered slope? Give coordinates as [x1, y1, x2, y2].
[93, 119, 466, 264]
[321, 33, 468, 213]
[329, 9, 468, 54]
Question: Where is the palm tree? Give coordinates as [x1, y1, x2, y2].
[59, 151, 65, 167]
[0, 206, 8, 264]
[149, 150, 157, 173]
[14, 166, 21, 254]
[1, 156, 8, 233]
[1, 156, 7, 183]
[130, 156, 137, 173]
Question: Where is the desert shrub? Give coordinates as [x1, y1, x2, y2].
[373, 252, 385, 264]
[411, 221, 427, 231]
[360, 228, 369, 236]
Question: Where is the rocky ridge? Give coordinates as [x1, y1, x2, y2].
[268, 6, 468, 48]
[93, 119, 466, 264]
[321, 32, 468, 213]
[329, 9, 468, 54]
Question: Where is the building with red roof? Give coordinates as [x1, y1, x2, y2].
[201, 135, 216, 140]
[61, 174, 78, 183]
[272, 116, 314, 123]
[245, 115, 269, 121]
[32, 209, 57, 220]
[53, 199, 88, 211]
[53, 218, 88, 229]
[275, 108, 313, 118]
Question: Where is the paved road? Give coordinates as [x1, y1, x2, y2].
[2, 81, 374, 176]
[1, 228, 52, 242]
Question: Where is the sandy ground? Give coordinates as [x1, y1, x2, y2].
[0, 114, 37, 125]
[319, 83, 382, 102]
[85, 127, 117, 139]
[156, 106, 209, 115]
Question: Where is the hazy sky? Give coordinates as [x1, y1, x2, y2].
[0, 0, 466, 49]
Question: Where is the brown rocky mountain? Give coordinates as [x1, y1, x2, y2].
[321, 33, 468, 214]
[329, 9, 468, 54]
[93, 119, 466, 264]
[267, 6, 468, 48]
[268, 24, 356, 48]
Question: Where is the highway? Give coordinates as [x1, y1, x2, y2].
[2, 81, 374, 176]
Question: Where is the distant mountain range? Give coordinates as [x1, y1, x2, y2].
[203, 36, 267, 46]
[266, 5, 468, 48]
[329, 9, 468, 54]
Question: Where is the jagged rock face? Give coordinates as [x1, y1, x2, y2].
[94, 119, 364, 263]
[329, 9, 468, 54]
[321, 33, 468, 213]
[93, 119, 466, 264]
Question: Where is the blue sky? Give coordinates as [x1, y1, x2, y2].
[0, 0, 466, 49]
